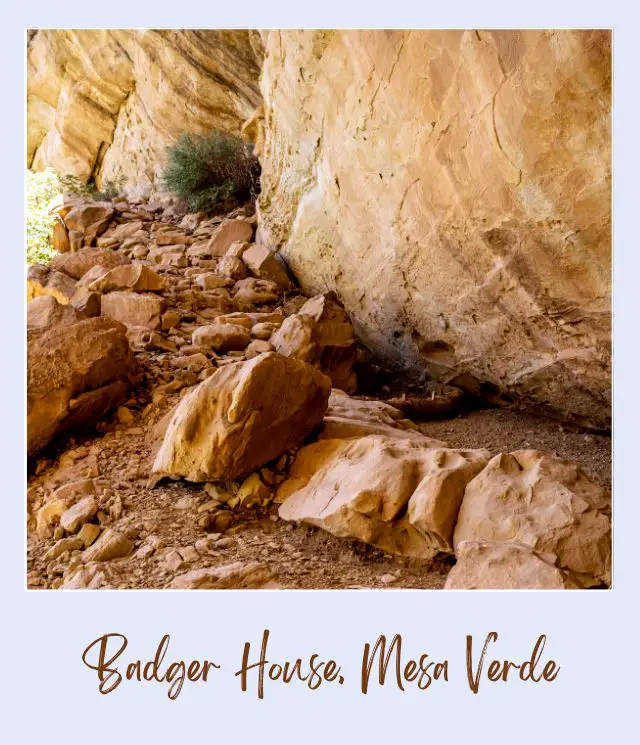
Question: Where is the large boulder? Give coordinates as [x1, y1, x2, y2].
[278, 436, 489, 558]
[153, 352, 332, 482]
[207, 219, 254, 257]
[453, 450, 611, 587]
[88, 264, 164, 293]
[101, 291, 166, 330]
[50, 248, 130, 280]
[257, 30, 611, 428]
[62, 202, 114, 233]
[271, 292, 358, 393]
[445, 540, 578, 590]
[27, 295, 84, 333]
[27, 264, 77, 305]
[27, 317, 134, 454]
[192, 323, 251, 352]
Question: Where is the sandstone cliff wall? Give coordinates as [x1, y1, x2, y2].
[257, 30, 611, 428]
[27, 30, 261, 196]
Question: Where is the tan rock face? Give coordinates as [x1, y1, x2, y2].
[454, 450, 611, 586]
[153, 352, 332, 482]
[278, 436, 490, 558]
[27, 30, 261, 194]
[27, 317, 133, 454]
[445, 540, 576, 590]
[258, 30, 611, 428]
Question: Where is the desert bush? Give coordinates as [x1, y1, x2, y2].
[26, 169, 61, 265]
[161, 130, 260, 213]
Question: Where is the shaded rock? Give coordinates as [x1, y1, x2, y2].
[50, 216, 70, 253]
[168, 561, 276, 589]
[242, 243, 291, 289]
[216, 255, 248, 280]
[233, 277, 280, 310]
[245, 339, 274, 358]
[27, 295, 83, 332]
[271, 292, 357, 392]
[101, 291, 165, 330]
[71, 287, 102, 317]
[192, 323, 251, 352]
[454, 450, 611, 586]
[27, 317, 133, 454]
[320, 389, 438, 441]
[278, 436, 489, 558]
[27, 264, 77, 305]
[153, 352, 332, 481]
[50, 248, 129, 280]
[386, 386, 466, 420]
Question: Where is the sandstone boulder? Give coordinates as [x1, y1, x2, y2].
[27, 295, 84, 332]
[169, 561, 276, 589]
[153, 352, 332, 482]
[192, 323, 251, 352]
[233, 277, 280, 310]
[27, 317, 133, 454]
[50, 248, 130, 280]
[242, 243, 291, 289]
[271, 292, 358, 393]
[63, 202, 114, 233]
[278, 436, 489, 558]
[454, 450, 611, 586]
[216, 255, 248, 281]
[50, 217, 70, 253]
[88, 264, 164, 293]
[27, 264, 77, 305]
[445, 540, 578, 590]
[206, 219, 254, 257]
[101, 291, 165, 330]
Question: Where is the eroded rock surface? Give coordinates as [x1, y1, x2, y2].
[27, 30, 262, 195]
[258, 29, 611, 428]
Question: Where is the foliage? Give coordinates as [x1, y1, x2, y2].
[26, 169, 61, 265]
[161, 130, 260, 213]
[58, 173, 125, 201]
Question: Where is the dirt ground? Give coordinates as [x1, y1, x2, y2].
[27, 400, 611, 591]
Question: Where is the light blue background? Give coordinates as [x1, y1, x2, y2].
[5, 2, 637, 741]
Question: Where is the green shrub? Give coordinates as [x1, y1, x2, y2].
[161, 130, 260, 213]
[58, 173, 125, 201]
[26, 169, 62, 265]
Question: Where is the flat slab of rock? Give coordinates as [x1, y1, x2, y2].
[278, 436, 489, 558]
[242, 243, 291, 288]
[320, 389, 438, 441]
[192, 323, 251, 351]
[50, 248, 130, 280]
[101, 291, 165, 330]
[206, 219, 254, 257]
[153, 352, 332, 481]
[169, 561, 276, 589]
[27, 317, 133, 454]
[88, 264, 164, 293]
[454, 450, 611, 587]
